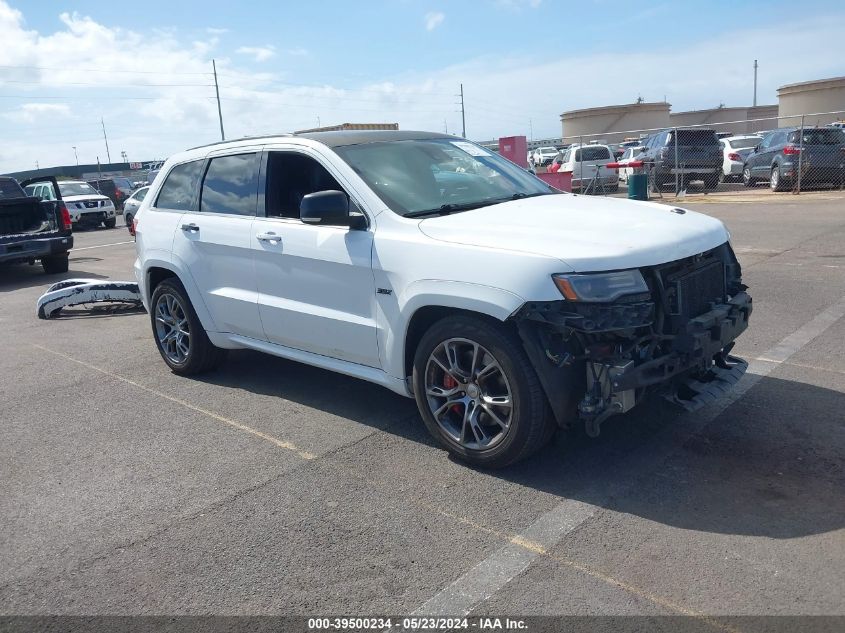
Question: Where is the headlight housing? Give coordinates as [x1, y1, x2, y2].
[552, 270, 648, 302]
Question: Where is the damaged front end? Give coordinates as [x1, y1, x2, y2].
[513, 242, 752, 436]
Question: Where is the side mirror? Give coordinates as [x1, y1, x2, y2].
[300, 190, 350, 227]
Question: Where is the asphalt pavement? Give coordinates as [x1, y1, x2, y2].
[1, 196, 843, 629]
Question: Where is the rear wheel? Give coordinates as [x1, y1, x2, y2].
[770, 166, 787, 191]
[412, 315, 552, 468]
[703, 174, 719, 190]
[150, 278, 225, 375]
[743, 167, 755, 187]
[41, 253, 69, 274]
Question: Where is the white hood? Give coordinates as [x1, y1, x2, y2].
[417, 194, 729, 271]
[63, 194, 110, 203]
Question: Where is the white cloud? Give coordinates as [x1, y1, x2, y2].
[424, 12, 445, 31]
[206, 27, 228, 35]
[0, 0, 843, 172]
[286, 47, 309, 57]
[236, 45, 276, 62]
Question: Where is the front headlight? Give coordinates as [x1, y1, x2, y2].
[552, 270, 648, 302]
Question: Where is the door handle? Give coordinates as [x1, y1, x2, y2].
[181, 223, 200, 233]
[256, 232, 282, 243]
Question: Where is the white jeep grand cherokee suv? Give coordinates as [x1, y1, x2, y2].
[134, 131, 752, 467]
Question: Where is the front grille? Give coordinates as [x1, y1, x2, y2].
[84, 200, 98, 208]
[667, 261, 726, 320]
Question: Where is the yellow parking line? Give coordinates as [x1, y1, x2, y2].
[30, 343, 316, 460]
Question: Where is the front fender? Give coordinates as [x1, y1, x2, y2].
[142, 256, 218, 334]
[378, 279, 525, 382]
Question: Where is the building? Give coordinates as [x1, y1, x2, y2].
[2, 161, 159, 184]
[670, 105, 778, 134]
[777, 76, 845, 127]
[560, 102, 671, 144]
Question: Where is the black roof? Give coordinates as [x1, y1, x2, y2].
[190, 130, 454, 151]
[296, 130, 452, 147]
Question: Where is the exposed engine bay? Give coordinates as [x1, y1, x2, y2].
[514, 242, 752, 436]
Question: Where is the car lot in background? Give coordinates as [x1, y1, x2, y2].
[59, 181, 117, 228]
[87, 176, 135, 210]
[532, 146, 559, 166]
[719, 134, 761, 182]
[550, 143, 618, 192]
[743, 127, 845, 191]
[122, 185, 149, 234]
[616, 145, 646, 183]
[639, 128, 722, 191]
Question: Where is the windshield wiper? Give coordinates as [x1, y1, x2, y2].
[403, 201, 495, 218]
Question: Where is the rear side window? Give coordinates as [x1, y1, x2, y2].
[1, 179, 25, 199]
[200, 153, 259, 216]
[789, 129, 843, 145]
[156, 160, 204, 211]
[575, 147, 611, 161]
[670, 130, 719, 146]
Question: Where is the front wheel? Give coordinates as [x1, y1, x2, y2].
[412, 315, 553, 468]
[150, 278, 225, 375]
[104, 217, 117, 229]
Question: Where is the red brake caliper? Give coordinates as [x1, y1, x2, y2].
[443, 374, 462, 414]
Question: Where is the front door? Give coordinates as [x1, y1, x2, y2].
[168, 151, 264, 339]
[251, 148, 380, 368]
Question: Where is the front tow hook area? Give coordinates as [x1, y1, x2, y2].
[664, 354, 749, 412]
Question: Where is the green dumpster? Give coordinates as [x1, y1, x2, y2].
[627, 173, 648, 201]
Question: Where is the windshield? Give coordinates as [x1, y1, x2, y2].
[729, 137, 760, 149]
[334, 138, 555, 216]
[59, 182, 99, 196]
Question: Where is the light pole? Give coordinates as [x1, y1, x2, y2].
[72, 146, 79, 167]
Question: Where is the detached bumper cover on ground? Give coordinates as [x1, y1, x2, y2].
[36, 278, 143, 319]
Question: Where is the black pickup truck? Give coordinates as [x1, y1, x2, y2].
[0, 176, 73, 274]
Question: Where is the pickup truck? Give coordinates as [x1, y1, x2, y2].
[134, 130, 752, 468]
[0, 176, 73, 274]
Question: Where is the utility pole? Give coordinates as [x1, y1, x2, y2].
[72, 146, 78, 167]
[101, 117, 112, 163]
[36, 160, 39, 170]
[753, 59, 758, 107]
[529, 118, 533, 141]
[459, 83, 466, 138]
[213, 59, 225, 141]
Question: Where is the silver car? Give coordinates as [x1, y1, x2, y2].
[123, 186, 149, 234]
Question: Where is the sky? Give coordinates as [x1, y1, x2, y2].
[1, 0, 844, 173]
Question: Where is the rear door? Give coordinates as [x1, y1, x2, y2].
[168, 150, 264, 339]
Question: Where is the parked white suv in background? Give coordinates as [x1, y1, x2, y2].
[134, 131, 752, 467]
[24, 180, 117, 228]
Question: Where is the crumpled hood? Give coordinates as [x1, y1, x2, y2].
[417, 194, 730, 271]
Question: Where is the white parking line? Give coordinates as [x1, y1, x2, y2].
[406, 294, 845, 618]
[73, 240, 134, 251]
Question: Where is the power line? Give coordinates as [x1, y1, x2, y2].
[0, 63, 211, 75]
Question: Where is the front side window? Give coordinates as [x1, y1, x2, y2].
[156, 160, 204, 211]
[334, 138, 554, 217]
[264, 152, 344, 219]
[200, 153, 258, 215]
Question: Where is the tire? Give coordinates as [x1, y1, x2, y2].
[703, 174, 719, 190]
[104, 217, 117, 229]
[770, 166, 787, 192]
[606, 185, 619, 193]
[412, 315, 552, 468]
[125, 213, 134, 233]
[743, 167, 755, 187]
[150, 278, 225, 375]
[41, 253, 69, 274]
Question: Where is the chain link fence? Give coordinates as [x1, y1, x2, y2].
[535, 109, 845, 198]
